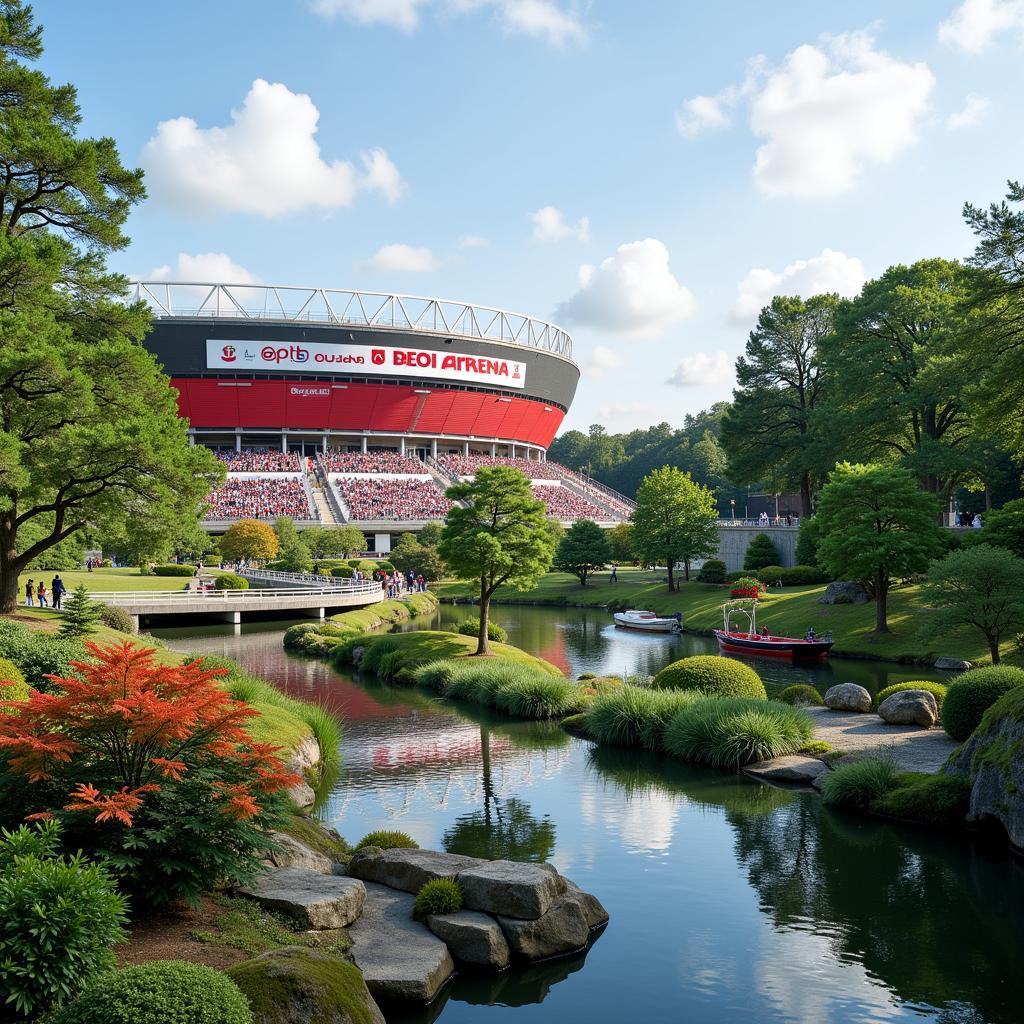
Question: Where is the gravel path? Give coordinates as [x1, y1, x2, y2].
[805, 707, 959, 773]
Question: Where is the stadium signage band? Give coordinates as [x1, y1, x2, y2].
[207, 339, 527, 389]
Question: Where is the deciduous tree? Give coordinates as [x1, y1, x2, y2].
[219, 520, 279, 564]
[553, 519, 610, 587]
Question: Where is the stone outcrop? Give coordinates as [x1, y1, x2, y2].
[934, 656, 972, 671]
[427, 910, 511, 970]
[498, 893, 590, 960]
[348, 847, 478, 894]
[458, 859, 565, 920]
[877, 690, 938, 728]
[819, 581, 869, 605]
[742, 755, 828, 785]
[265, 831, 336, 875]
[824, 683, 872, 713]
[563, 879, 609, 930]
[238, 869, 366, 929]
[227, 947, 385, 1024]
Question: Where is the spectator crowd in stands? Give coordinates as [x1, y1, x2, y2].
[206, 478, 312, 520]
[531, 484, 609, 520]
[335, 477, 452, 521]
[439, 454, 559, 480]
[322, 451, 425, 474]
[215, 448, 303, 472]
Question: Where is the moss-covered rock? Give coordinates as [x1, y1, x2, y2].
[228, 947, 385, 1024]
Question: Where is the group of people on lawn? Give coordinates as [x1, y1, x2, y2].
[23, 574, 65, 609]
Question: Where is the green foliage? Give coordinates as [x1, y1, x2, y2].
[553, 518, 611, 586]
[98, 604, 136, 634]
[431, 659, 583, 719]
[58, 584, 102, 639]
[54, 961, 252, 1024]
[795, 516, 822, 568]
[630, 466, 719, 587]
[151, 564, 196, 577]
[278, 816, 349, 864]
[973, 499, 1024, 558]
[454, 616, 507, 643]
[220, 520, 280, 564]
[606, 522, 636, 562]
[821, 755, 898, 808]
[873, 681, 948, 712]
[303, 525, 366, 559]
[0, 820, 128, 1021]
[652, 655, 767, 700]
[414, 878, 463, 920]
[388, 532, 425, 575]
[697, 558, 726, 583]
[0, 619, 82, 686]
[816, 463, 943, 632]
[920, 544, 1024, 663]
[331, 565, 355, 578]
[779, 684, 823, 706]
[744, 533, 781, 570]
[355, 830, 418, 851]
[942, 665, 1024, 741]
[492, 674, 585, 719]
[870, 772, 970, 828]
[663, 697, 814, 769]
[214, 573, 250, 590]
[585, 686, 701, 750]
[755, 565, 829, 585]
[0, 656, 25, 686]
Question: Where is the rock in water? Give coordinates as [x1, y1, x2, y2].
[498, 894, 590, 959]
[349, 848, 478, 894]
[934, 656, 972, 671]
[458, 859, 565, 920]
[349, 883, 455, 1003]
[818, 581, 869, 605]
[877, 690, 938, 728]
[238, 870, 365, 929]
[742, 755, 828, 784]
[427, 910, 511, 970]
[824, 683, 872, 713]
[563, 879, 610, 929]
[228, 947, 385, 1024]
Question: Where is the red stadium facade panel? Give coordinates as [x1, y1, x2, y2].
[170, 379, 566, 448]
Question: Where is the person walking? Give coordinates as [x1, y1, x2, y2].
[972, 513, 983, 529]
[37, 581, 48, 607]
[609, 564, 618, 583]
[51, 574, 64, 610]
[24, 579, 34, 607]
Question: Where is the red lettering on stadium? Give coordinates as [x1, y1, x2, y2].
[439, 355, 510, 377]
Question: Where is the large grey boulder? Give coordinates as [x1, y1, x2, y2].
[458, 859, 565, 920]
[265, 831, 336, 875]
[563, 879, 609, 930]
[877, 689, 938, 728]
[349, 883, 455, 1003]
[498, 893, 590, 960]
[824, 683, 872, 713]
[819, 581, 869, 605]
[427, 910, 511, 970]
[227, 947, 385, 1024]
[348, 847, 478, 894]
[935, 656, 972, 671]
[287, 780, 316, 809]
[238, 870, 365, 929]
[743, 755, 828, 784]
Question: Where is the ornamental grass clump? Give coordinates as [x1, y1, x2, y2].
[663, 697, 813, 769]
[585, 686, 700, 750]
[941, 665, 1024, 740]
[413, 878, 463, 920]
[779, 684, 823, 706]
[821, 755, 898, 809]
[355, 830, 419, 851]
[454, 616, 508, 643]
[0, 641, 300, 908]
[873, 680, 948, 712]
[493, 674, 585, 719]
[652, 655, 767, 700]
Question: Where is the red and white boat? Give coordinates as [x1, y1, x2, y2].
[713, 599, 832, 660]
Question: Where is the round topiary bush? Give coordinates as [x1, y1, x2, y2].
[214, 573, 249, 590]
[355, 830, 419, 851]
[873, 680, 948, 712]
[98, 605, 136, 635]
[652, 655, 767, 700]
[779, 684, 823, 706]
[454, 616, 507, 643]
[151, 564, 196, 577]
[414, 878, 463, 919]
[54, 961, 251, 1024]
[697, 559, 726, 583]
[331, 566, 355, 578]
[942, 665, 1024, 741]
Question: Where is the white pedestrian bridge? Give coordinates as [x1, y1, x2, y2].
[94, 570, 384, 630]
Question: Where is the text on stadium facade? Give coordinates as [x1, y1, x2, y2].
[206, 339, 526, 390]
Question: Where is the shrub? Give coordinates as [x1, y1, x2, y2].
[779, 684, 823, 706]
[201, 554, 223, 567]
[696, 558, 726, 583]
[652, 655, 767, 700]
[663, 697, 814, 769]
[744, 533, 781, 570]
[454, 616, 508, 643]
[0, 642, 298, 908]
[412, 659, 459, 693]
[98, 604, 136, 635]
[152, 564, 196, 577]
[755, 565, 829, 586]
[728, 575, 764, 598]
[942, 665, 1024, 741]
[0, 820, 128, 1021]
[214, 573, 250, 590]
[414, 878, 463, 920]
[0, 620, 83, 686]
[493, 674, 584, 719]
[870, 772, 970, 828]
[331, 566, 355, 578]
[377, 560, 395, 573]
[821, 755, 898, 808]
[53, 961, 252, 1024]
[0, 655, 26, 689]
[586, 686, 701, 750]
[355, 830, 418, 851]
[59, 585, 103, 639]
[799, 740, 832, 756]
[795, 517, 821, 568]
[873, 680, 948, 712]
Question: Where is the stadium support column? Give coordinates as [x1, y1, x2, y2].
[235, 432, 242, 453]
[322, 435, 328, 453]
[511, 444, 517, 459]
[431, 439, 437, 458]
[491, 442, 497, 456]
[463, 441, 469, 456]
[375, 532, 391, 554]
[361, 437, 368, 453]
[400, 438, 406, 456]
[281, 433, 288, 454]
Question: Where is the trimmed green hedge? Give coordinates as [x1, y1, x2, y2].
[697, 559, 726, 583]
[651, 655, 767, 700]
[214, 573, 249, 590]
[942, 665, 1024, 741]
[152, 564, 196, 577]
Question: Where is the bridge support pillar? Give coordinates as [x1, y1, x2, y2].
[219, 610, 241, 625]
[305, 607, 325, 620]
[130, 614, 139, 632]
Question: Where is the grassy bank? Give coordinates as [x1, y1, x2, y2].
[436, 568, 1016, 665]
[15, 566, 228, 594]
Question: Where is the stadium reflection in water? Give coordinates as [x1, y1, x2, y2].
[157, 607, 1021, 1024]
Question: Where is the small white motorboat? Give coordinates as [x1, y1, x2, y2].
[612, 609, 682, 633]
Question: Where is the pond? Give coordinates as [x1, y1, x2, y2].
[154, 606, 1021, 1024]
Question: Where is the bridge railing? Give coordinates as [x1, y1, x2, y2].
[237, 569, 382, 592]
[93, 583, 382, 606]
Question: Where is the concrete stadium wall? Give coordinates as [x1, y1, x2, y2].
[711, 525, 799, 572]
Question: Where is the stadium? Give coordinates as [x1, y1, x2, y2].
[135, 282, 634, 551]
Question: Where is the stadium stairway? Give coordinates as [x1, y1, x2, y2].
[311, 484, 338, 524]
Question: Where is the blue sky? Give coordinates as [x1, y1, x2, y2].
[33, 0, 1024, 432]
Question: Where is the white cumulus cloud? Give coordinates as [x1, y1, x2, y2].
[458, 234, 489, 249]
[530, 205, 589, 243]
[676, 93, 734, 137]
[142, 79, 404, 216]
[360, 243, 439, 273]
[947, 93, 991, 128]
[583, 345, 624, 379]
[148, 252, 260, 283]
[732, 248, 865, 323]
[665, 351, 735, 390]
[939, 0, 1024, 53]
[493, 0, 585, 45]
[556, 238, 696, 338]
[311, 0, 428, 30]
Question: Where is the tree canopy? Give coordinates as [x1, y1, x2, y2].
[219, 520, 279, 564]
[552, 518, 610, 586]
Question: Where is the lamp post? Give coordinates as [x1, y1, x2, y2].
[730, 498, 735, 522]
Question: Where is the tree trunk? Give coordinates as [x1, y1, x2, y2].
[874, 573, 889, 634]
[477, 581, 491, 656]
[666, 557, 675, 592]
[0, 542, 25, 615]
[800, 473, 813, 518]
[989, 634, 1001, 664]
[683, 559, 691, 582]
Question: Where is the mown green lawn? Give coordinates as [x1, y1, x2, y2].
[15, 566, 227, 595]
[436, 568, 1018, 666]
